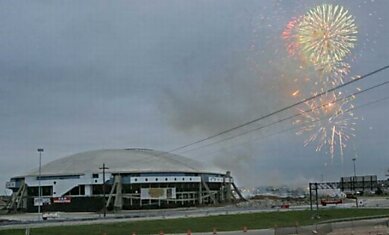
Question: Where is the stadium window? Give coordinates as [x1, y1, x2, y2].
[79, 185, 85, 195]
[27, 187, 38, 196]
[42, 186, 52, 196]
[69, 186, 80, 195]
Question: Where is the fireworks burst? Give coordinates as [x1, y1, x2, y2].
[294, 91, 357, 159]
[298, 4, 358, 72]
[282, 4, 357, 77]
[282, 4, 359, 159]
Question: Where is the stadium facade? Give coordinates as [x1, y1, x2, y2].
[6, 149, 243, 212]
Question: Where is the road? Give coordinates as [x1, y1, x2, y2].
[0, 197, 388, 231]
[0, 205, 308, 230]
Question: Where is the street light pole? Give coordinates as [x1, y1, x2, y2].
[37, 148, 44, 219]
[99, 163, 109, 218]
[352, 157, 358, 207]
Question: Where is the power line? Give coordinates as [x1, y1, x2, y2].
[166, 64, 389, 154]
[189, 94, 389, 159]
[178, 80, 389, 154]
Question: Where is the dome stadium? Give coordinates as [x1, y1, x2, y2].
[6, 149, 243, 212]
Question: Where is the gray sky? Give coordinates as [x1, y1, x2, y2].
[1, 0, 388, 193]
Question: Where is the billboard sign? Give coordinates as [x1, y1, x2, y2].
[340, 175, 378, 192]
[140, 188, 176, 200]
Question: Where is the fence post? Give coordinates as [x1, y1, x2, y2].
[295, 221, 299, 234]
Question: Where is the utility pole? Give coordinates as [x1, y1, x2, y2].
[37, 148, 44, 220]
[309, 183, 312, 211]
[352, 157, 357, 192]
[315, 183, 319, 213]
[99, 163, 109, 218]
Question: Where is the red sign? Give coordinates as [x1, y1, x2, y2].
[53, 197, 71, 203]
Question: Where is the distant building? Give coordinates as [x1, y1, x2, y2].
[6, 149, 243, 212]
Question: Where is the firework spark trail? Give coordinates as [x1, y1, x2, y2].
[323, 62, 351, 86]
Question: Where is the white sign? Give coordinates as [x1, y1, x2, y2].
[34, 197, 51, 206]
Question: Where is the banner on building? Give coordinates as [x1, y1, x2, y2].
[53, 196, 71, 203]
[140, 188, 176, 199]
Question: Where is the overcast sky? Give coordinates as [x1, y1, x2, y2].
[1, 0, 388, 193]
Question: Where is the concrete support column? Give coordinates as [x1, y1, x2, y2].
[113, 175, 123, 210]
[199, 182, 202, 205]
[220, 186, 225, 202]
[22, 182, 28, 210]
[225, 171, 232, 203]
[85, 185, 92, 196]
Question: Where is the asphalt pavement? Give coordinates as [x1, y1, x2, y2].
[0, 197, 388, 232]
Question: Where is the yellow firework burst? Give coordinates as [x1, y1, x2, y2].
[294, 91, 357, 159]
[297, 4, 358, 72]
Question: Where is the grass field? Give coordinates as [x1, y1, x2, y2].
[1, 208, 389, 235]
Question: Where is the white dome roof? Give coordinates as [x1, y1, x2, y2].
[26, 149, 223, 176]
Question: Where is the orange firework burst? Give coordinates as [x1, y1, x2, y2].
[282, 16, 302, 56]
